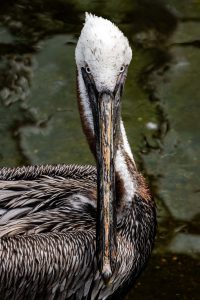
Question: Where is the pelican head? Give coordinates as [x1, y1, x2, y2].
[75, 13, 132, 281]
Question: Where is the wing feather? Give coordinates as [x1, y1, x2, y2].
[0, 232, 96, 299]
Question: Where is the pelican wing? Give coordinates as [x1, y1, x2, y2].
[0, 164, 97, 236]
[0, 164, 99, 299]
[0, 231, 96, 299]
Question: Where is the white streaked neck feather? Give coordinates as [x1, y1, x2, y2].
[115, 121, 137, 205]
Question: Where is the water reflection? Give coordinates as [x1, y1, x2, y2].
[0, 1, 199, 299]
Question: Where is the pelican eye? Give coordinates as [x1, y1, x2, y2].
[86, 66, 91, 74]
[119, 66, 125, 73]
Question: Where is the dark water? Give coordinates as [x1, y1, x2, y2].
[0, 0, 199, 299]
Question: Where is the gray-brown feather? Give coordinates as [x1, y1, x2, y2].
[0, 165, 98, 299]
[0, 232, 96, 300]
[0, 165, 97, 236]
[0, 164, 156, 299]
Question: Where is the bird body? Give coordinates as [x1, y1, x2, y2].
[0, 13, 156, 300]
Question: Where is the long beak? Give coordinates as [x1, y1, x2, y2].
[96, 92, 117, 282]
[81, 67, 124, 282]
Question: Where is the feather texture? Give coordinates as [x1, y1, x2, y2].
[0, 164, 156, 299]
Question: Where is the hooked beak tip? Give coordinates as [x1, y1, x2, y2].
[102, 263, 113, 284]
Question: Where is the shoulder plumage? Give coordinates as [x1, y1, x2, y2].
[0, 164, 96, 181]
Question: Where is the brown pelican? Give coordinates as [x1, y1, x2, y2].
[0, 13, 156, 300]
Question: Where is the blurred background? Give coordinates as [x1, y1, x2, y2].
[0, 0, 199, 299]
